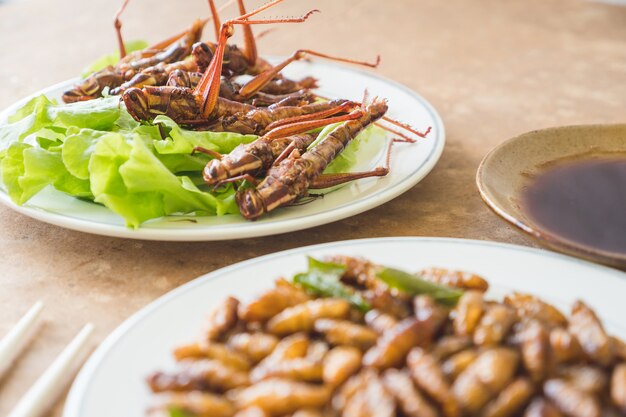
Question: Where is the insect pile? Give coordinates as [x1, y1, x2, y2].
[63, 0, 431, 220]
[146, 255, 626, 416]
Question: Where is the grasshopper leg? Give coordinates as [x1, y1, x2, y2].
[213, 174, 259, 191]
[262, 109, 363, 141]
[113, 0, 131, 59]
[308, 139, 394, 189]
[239, 49, 380, 99]
[195, 0, 318, 119]
[192, 146, 223, 160]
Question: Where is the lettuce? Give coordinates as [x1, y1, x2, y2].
[0, 94, 384, 227]
[2, 142, 91, 204]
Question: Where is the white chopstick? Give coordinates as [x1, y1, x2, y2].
[7, 323, 94, 417]
[0, 301, 44, 380]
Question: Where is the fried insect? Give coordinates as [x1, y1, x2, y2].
[233, 406, 267, 417]
[408, 348, 460, 417]
[250, 358, 322, 383]
[569, 300, 614, 366]
[517, 320, 551, 382]
[363, 309, 398, 334]
[266, 298, 350, 335]
[233, 378, 330, 416]
[442, 349, 479, 380]
[148, 256, 626, 416]
[364, 287, 412, 319]
[250, 338, 324, 383]
[249, 333, 311, 382]
[253, 333, 309, 370]
[202, 133, 318, 186]
[473, 303, 516, 346]
[523, 398, 564, 417]
[418, 267, 489, 292]
[63, 18, 206, 103]
[612, 336, 626, 361]
[236, 99, 390, 220]
[342, 373, 395, 417]
[430, 335, 472, 360]
[451, 348, 519, 413]
[327, 255, 380, 290]
[561, 365, 607, 394]
[226, 332, 279, 363]
[205, 296, 239, 341]
[173, 342, 251, 371]
[414, 295, 449, 343]
[313, 318, 378, 350]
[332, 369, 374, 411]
[363, 318, 421, 369]
[382, 368, 438, 417]
[543, 378, 601, 417]
[611, 364, 626, 413]
[453, 290, 485, 336]
[323, 346, 362, 387]
[504, 293, 567, 328]
[149, 391, 236, 417]
[239, 280, 311, 322]
[549, 327, 584, 364]
[148, 359, 250, 393]
[292, 409, 325, 417]
[481, 378, 534, 417]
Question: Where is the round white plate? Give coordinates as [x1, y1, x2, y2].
[63, 237, 626, 417]
[0, 61, 444, 241]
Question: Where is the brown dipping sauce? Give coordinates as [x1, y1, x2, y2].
[521, 157, 626, 255]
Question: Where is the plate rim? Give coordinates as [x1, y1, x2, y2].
[0, 62, 445, 241]
[63, 236, 626, 417]
[476, 123, 626, 267]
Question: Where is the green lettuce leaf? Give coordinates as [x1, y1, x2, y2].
[1, 143, 30, 203]
[51, 96, 121, 130]
[88, 132, 166, 227]
[0, 95, 55, 151]
[152, 116, 257, 155]
[0, 95, 120, 154]
[150, 115, 258, 174]
[1, 142, 91, 204]
[312, 123, 386, 175]
[62, 128, 110, 179]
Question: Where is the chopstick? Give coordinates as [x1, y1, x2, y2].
[0, 301, 44, 380]
[7, 323, 94, 417]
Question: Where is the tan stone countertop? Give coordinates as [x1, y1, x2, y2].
[0, 0, 625, 414]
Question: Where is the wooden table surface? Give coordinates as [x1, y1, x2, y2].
[1, 0, 625, 414]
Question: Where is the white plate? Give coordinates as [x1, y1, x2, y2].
[63, 237, 626, 417]
[0, 61, 444, 241]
